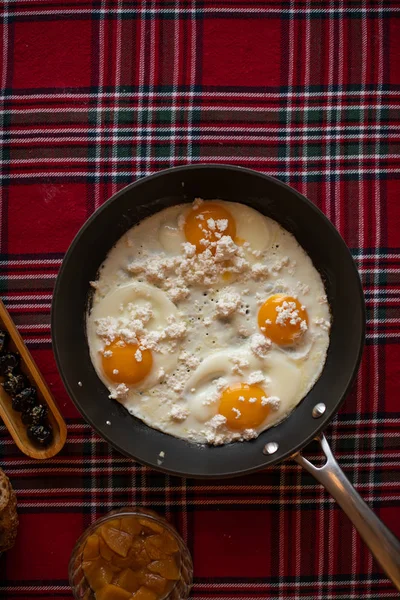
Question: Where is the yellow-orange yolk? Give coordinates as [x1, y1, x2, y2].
[219, 383, 271, 430]
[102, 339, 153, 384]
[183, 202, 236, 253]
[258, 294, 308, 346]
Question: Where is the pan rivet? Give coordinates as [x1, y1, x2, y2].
[312, 403, 326, 418]
[263, 442, 279, 455]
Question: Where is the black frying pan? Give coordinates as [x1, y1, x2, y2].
[51, 165, 400, 589]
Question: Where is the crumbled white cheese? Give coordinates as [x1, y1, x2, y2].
[248, 397, 257, 404]
[164, 319, 187, 340]
[132, 303, 153, 322]
[318, 294, 328, 304]
[134, 349, 142, 362]
[95, 316, 119, 344]
[232, 407, 241, 419]
[230, 355, 249, 375]
[182, 242, 196, 257]
[167, 285, 190, 302]
[78, 381, 83, 387]
[232, 255, 249, 274]
[215, 377, 228, 392]
[300, 320, 308, 332]
[126, 234, 250, 294]
[112, 369, 119, 375]
[238, 395, 245, 402]
[165, 374, 185, 394]
[208, 414, 227, 429]
[214, 236, 238, 262]
[275, 300, 301, 326]
[216, 218, 228, 232]
[207, 218, 216, 231]
[143, 262, 164, 283]
[261, 395, 281, 410]
[215, 290, 241, 318]
[159, 450, 165, 458]
[179, 351, 200, 369]
[271, 256, 290, 273]
[169, 405, 189, 421]
[247, 370, 265, 385]
[103, 349, 113, 358]
[109, 384, 129, 400]
[242, 428, 258, 440]
[314, 317, 330, 331]
[250, 333, 271, 358]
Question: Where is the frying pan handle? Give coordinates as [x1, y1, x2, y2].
[293, 434, 400, 591]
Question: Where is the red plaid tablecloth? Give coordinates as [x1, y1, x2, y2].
[0, 1, 399, 598]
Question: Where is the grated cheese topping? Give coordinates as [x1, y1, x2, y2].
[215, 291, 241, 318]
[232, 407, 241, 419]
[314, 317, 330, 331]
[261, 395, 281, 410]
[275, 300, 301, 326]
[169, 405, 189, 422]
[230, 355, 250, 375]
[247, 370, 265, 385]
[109, 383, 129, 400]
[250, 333, 271, 358]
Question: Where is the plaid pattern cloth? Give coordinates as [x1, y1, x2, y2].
[0, 1, 399, 598]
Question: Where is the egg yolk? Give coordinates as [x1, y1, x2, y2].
[258, 294, 308, 346]
[219, 383, 271, 430]
[183, 202, 236, 252]
[101, 339, 153, 384]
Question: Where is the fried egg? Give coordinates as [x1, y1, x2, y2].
[87, 282, 183, 402]
[158, 200, 272, 255]
[87, 199, 331, 445]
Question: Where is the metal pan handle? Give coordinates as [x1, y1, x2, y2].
[294, 434, 400, 591]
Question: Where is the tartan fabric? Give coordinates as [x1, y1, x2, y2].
[0, 0, 399, 598]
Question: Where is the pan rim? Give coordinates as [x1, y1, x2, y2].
[51, 164, 366, 478]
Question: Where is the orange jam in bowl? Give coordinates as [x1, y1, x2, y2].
[69, 508, 193, 600]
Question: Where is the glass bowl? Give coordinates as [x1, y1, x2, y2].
[69, 507, 193, 600]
